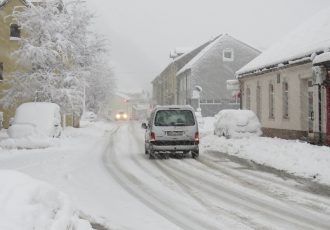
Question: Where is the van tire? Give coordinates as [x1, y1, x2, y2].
[149, 150, 155, 159]
[192, 150, 199, 159]
[144, 144, 148, 154]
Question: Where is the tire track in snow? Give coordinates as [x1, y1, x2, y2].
[158, 159, 330, 230]
[189, 154, 330, 214]
[103, 123, 219, 230]
[130, 122, 330, 229]
[131, 122, 330, 225]
[128, 123, 258, 229]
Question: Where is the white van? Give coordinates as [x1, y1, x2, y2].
[142, 105, 199, 159]
[8, 102, 62, 138]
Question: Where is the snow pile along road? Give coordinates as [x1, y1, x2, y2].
[0, 136, 59, 149]
[0, 170, 93, 230]
[202, 135, 330, 186]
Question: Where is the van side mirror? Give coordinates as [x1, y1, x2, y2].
[141, 123, 148, 129]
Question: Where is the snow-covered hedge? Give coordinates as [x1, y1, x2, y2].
[0, 170, 93, 230]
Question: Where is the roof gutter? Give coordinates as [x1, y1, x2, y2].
[237, 58, 311, 79]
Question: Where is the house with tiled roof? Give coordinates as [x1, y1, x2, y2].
[236, 8, 330, 144]
[176, 34, 260, 116]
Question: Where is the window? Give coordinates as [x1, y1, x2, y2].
[256, 84, 261, 120]
[223, 48, 234, 62]
[155, 110, 195, 126]
[277, 73, 281, 84]
[269, 83, 275, 118]
[246, 87, 251, 110]
[10, 24, 21, 39]
[0, 63, 3, 81]
[283, 82, 289, 118]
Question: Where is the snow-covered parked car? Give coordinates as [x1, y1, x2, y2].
[81, 111, 97, 122]
[8, 102, 62, 138]
[214, 109, 262, 138]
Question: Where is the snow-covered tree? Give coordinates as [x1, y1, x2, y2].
[1, 0, 115, 117]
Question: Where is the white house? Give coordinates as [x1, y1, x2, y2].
[236, 8, 330, 145]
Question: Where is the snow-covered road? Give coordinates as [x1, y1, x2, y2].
[1, 121, 330, 229]
[105, 122, 330, 230]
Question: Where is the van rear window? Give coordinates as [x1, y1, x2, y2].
[155, 110, 195, 126]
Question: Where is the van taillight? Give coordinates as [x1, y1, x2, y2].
[150, 132, 156, 142]
[195, 132, 199, 144]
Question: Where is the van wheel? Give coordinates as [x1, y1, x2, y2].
[149, 150, 155, 159]
[144, 144, 148, 154]
[192, 150, 199, 159]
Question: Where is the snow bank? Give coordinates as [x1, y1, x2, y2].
[0, 137, 59, 149]
[202, 135, 330, 186]
[0, 170, 93, 230]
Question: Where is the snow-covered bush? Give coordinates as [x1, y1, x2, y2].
[0, 170, 93, 230]
[214, 109, 262, 138]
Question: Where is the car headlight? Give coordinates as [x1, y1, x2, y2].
[123, 114, 128, 119]
[116, 114, 121, 119]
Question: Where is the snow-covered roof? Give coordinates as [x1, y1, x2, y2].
[176, 34, 225, 76]
[170, 47, 193, 59]
[237, 8, 330, 76]
[152, 37, 217, 83]
[313, 52, 330, 65]
[115, 92, 131, 100]
[132, 104, 149, 110]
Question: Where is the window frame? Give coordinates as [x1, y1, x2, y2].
[282, 81, 289, 119]
[246, 87, 251, 110]
[223, 48, 234, 62]
[0, 63, 3, 81]
[256, 83, 262, 120]
[269, 83, 275, 119]
[10, 24, 21, 39]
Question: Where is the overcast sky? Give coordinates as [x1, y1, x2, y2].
[86, 0, 330, 93]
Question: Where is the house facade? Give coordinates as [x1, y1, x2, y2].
[0, 0, 78, 128]
[152, 39, 217, 106]
[237, 9, 330, 144]
[0, 0, 29, 127]
[177, 34, 260, 116]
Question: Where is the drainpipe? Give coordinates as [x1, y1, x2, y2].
[312, 65, 326, 145]
[318, 84, 322, 144]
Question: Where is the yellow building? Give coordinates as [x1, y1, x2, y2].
[0, 0, 29, 127]
[0, 0, 79, 128]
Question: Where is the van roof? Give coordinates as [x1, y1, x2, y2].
[153, 105, 194, 111]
